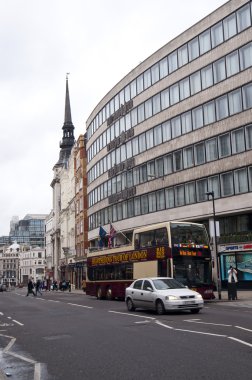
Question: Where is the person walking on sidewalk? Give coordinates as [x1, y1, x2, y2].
[35, 279, 42, 296]
[26, 278, 36, 297]
[227, 266, 238, 300]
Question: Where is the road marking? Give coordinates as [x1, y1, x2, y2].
[228, 337, 252, 348]
[3, 337, 16, 353]
[135, 320, 151, 324]
[109, 311, 156, 320]
[67, 303, 93, 309]
[47, 300, 60, 303]
[155, 320, 227, 337]
[12, 319, 24, 326]
[235, 325, 252, 333]
[185, 320, 232, 327]
[155, 321, 174, 329]
[34, 362, 41, 380]
[0, 312, 3, 316]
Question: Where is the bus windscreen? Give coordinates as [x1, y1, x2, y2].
[170, 223, 209, 246]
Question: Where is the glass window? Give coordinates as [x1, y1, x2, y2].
[146, 129, 154, 149]
[213, 58, 226, 83]
[185, 182, 195, 204]
[147, 160, 155, 178]
[127, 170, 133, 188]
[131, 108, 138, 127]
[231, 128, 245, 153]
[115, 120, 120, 137]
[228, 89, 242, 115]
[137, 75, 144, 94]
[216, 95, 228, 121]
[226, 50, 239, 77]
[157, 189, 165, 210]
[139, 133, 146, 153]
[223, 13, 237, 40]
[139, 164, 147, 183]
[132, 136, 139, 156]
[134, 197, 141, 216]
[190, 71, 201, 95]
[164, 154, 173, 175]
[165, 188, 174, 208]
[133, 167, 140, 185]
[144, 69, 151, 89]
[179, 77, 190, 100]
[171, 116, 181, 138]
[128, 199, 134, 218]
[234, 168, 248, 194]
[242, 83, 252, 109]
[121, 172, 127, 190]
[154, 124, 162, 145]
[237, 4, 251, 33]
[208, 175, 220, 199]
[192, 106, 203, 129]
[168, 51, 178, 73]
[175, 185, 185, 206]
[173, 150, 183, 171]
[162, 120, 171, 142]
[183, 146, 194, 168]
[240, 42, 252, 70]
[211, 21, 224, 48]
[221, 172, 234, 196]
[199, 29, 211, 54]
[178, 44, 188, 67]
[181, 111, 192, 134]
[249, 166, 252, 191]
[160, 57, 168, 79]
[125, 113, 131, 130]
[130, 80, 137, 98]
[120, 117, 125, 134]
[194, 142, 205, 165]
[196, 179, 208, 201]
[188, 37, 199, 61]
[126, 140, 132, 158]
[203, 101, 216, 125]
[161, 88, 169, 109]
[206, 138, 218, 162]
[153, 93, 161, 115]
[218, 133, 231, 158]
[201, 65, 213, 89]
[151, 63, 160, 84]
[145, 98, 153, 119]
[137, 104, 145, 123]
[115, 147, 120, 164]
[148, 193, 157, 213]
[114, 94, 119, 111]
[155, 157, 164, 178]
[141, 194, 149, 214]
[125, 84, 130, 102]
[170, 83, 179, 105]
[245, 124, 252, 149]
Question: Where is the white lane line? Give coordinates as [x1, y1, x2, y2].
[7, 317, 12, 319]
[3, 337, 16, 353]
[7, 350, 37, 364]
[174, 328, 227, 337]
[135, 320, 151, 324]
[67, 303, 93, 309]
[109, 310, 156, 320]
[0, 312, 3, 316]
[47, 300, 60, 303]
[228, 337, 252, 348]
[34, 362, 41, 380]
[185, 320, 232, 327]
[235, 325, 252, 333]
[12, 319, 24, 326]
[155, 320, 174, 329]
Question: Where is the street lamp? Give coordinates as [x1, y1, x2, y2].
[206, 191, 221, 300]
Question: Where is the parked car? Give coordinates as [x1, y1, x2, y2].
[0, 284, 7, 292]
[125, 277, 204, 315]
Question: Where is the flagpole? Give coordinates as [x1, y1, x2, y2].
[109, 221, 132, 244]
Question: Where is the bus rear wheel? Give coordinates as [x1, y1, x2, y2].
[97, 287, 102, 300]
[106, 287, 113, 300]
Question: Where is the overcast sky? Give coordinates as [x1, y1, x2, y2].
[0, 0, 227, 235]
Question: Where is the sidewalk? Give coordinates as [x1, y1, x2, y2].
[211, 289, 252, 302]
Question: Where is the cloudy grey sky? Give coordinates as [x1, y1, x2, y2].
[0, 0, 227, 235]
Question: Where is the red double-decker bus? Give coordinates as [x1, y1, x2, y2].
[86, 221, 215, 300]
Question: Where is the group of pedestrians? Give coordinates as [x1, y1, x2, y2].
[26, 278, 43, 297]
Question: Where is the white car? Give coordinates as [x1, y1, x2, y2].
[125, 277, 204, 315]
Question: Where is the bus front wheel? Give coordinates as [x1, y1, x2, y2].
[97, 287, 102, 300]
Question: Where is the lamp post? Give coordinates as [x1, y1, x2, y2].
[206, 191, 221, 300]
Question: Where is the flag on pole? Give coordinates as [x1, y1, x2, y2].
[108, 223, 116, 248]
[99, 226, 107, 247]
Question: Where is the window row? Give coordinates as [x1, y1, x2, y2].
[89, 166, 252, 231]
[88, 81, 252, 185]
[88, 41, 252, 163]
[87, 2, 252, 140]
[88, 124, 252, 207]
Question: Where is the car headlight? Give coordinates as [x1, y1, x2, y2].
[165, 295, 179, 300]
[195, 294, 203, 300]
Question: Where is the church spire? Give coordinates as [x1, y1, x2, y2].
[55, 74, 75, 167]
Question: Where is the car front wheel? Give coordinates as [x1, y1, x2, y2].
[190, 308, 200, 314]
[126, 298, 135, 311]
[156, 300, 165, 315]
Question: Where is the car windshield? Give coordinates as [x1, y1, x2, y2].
[153, 278, 186, 290]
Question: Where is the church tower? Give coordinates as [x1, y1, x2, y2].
[55, 74, 75, 167]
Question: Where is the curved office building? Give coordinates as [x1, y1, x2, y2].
[86, 0, 252, 288]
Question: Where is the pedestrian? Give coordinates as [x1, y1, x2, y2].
[82, 279, 86, 292]
[26, 278, 36, 297]
[68, 281, 71, 292]
[35, 279, 42, 296]
[227, 266, 238, 300]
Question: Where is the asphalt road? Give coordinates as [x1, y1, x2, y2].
[0, 289, 252, 380]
